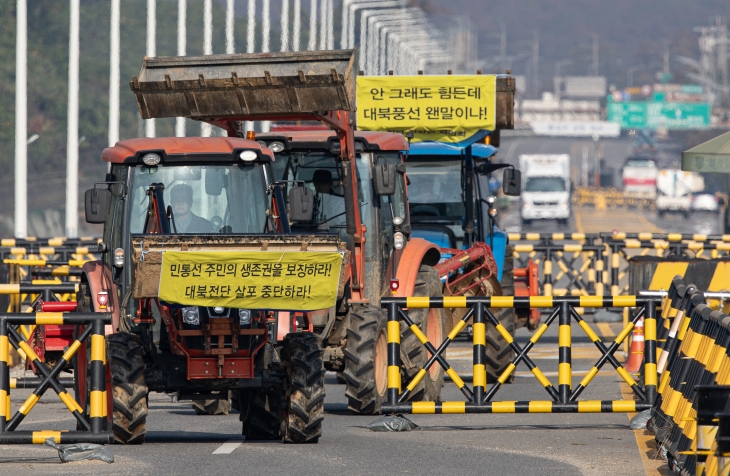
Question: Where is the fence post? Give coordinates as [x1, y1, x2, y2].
[643, 299, 657, 404]
[386, 302, 401, 407]
[0, 318, 8, 432]
[595, 247, 605, 296]
[89, 317, 107, 434]
[472, 302, 486, 405]
[558, 301, 571, 404]
[544, 248, 553, 296]
[611, 244, 620, 296]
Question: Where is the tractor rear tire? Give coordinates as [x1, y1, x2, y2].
[343, 306, 388, 414]
[407, 266, 447, 402]
[107, 333, 148, 444]
[281, 332, 325, 443]
[192, 392, 230, 415]
[487, 246, 516, 383]
[240, 390, 282, 440]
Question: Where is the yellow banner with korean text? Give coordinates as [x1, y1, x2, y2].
[356, 75, 497, 144]
[158, 251, 343, 310]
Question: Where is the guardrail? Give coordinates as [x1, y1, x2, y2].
[380, 295, 657, 414]
[0, 312, 113, 444]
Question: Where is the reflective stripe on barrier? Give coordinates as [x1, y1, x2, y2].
[381, 295, 657, 414]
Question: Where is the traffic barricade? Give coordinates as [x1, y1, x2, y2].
[380, 295, 657, 414]
[0, 312, 113, 444]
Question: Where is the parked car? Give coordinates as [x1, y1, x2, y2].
[691, 192, 720, 212]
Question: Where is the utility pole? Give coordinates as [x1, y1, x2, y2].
[592, 33, 599, 75]
[532, 30, 539, 98]
[281, 0, 290, 52]
[109, 0, 120, 149]
[176, 0, 186, 137]
[499, 24, 507, 72]
[293, 0, 301, 50]
[226, 0, 235, 54]
[245, 0, 256, 133]
[201, 0, 213, 137]
[66, 0, 80, 238]
[15, 0, 27, 238]
[663, 39, 670, 75]
[717, 16, 728, 94]
[308, 0, 317, 51]
[145, 0, 156, 138]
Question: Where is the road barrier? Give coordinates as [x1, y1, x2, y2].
[636, 276, 730, 475]
[380, 295, 658, 414]
[509, 232, 730, 298]
[0, 312, 113, 444]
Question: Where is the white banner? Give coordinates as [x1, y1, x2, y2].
[530, 121, 620, 138]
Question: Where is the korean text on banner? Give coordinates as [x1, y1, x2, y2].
[158, 251, 343, 310]
[356, 75, 497, 144]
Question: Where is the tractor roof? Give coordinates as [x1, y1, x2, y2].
[101, 137, 273, 163]
[257, 130, 408, 152]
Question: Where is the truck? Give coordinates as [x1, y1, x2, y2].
[655, 169, 704, 217]
[519, 154, 571, 226]
[621, 155, 658, 198]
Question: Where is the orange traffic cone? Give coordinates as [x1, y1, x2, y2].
[625, 317, 645, 372]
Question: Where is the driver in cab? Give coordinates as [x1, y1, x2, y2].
[170, 184, 215, 233]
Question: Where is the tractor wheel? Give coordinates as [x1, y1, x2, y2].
[107, 333, 149, 444]
[407, 266, 447, 402]
[487, 246, 516, 383]
[240, 390, 282, 440]
[281, 332, 325, 443]
[192, 392, 230, 415]
[343, 306, 388, 414]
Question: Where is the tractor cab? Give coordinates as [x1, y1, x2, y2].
[259, 130, 410, 303]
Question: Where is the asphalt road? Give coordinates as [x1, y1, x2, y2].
[0, 319, 652, 476]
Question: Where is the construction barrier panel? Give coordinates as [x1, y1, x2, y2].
[636, 275, 730, 475]
[380, 295, 658, 414]
[0, 312, 113, 444]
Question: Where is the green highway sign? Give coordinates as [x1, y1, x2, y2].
[607, 99, 711, 130]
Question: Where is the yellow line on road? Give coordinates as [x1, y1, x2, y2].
[619, 380, 672, 475]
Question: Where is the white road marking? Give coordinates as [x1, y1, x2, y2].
[212, 438, 245, 454]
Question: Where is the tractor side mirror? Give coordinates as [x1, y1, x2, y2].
[373, 163, 396, 196]
[288, 186, 314, 223]
[84, 188, 112, 223]
[502, 169, 521, 196]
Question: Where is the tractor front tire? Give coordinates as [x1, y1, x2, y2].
[108, 333, 148, 444]
[343, 306, 388, 414]
[408, 266, 447, 402]
[240, 390, 282, 440]
[487, 245, 516, 383]
[281, 332, 325, 443]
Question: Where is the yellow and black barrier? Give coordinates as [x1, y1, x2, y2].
[380, 295, 658, 414]
[508, 232, 730, 298]
[636, 276, 730, 475]
[0, 312, 112, 444]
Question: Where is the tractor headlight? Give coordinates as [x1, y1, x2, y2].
[238, 309, 252, 325]
[182, 307, 200, 325]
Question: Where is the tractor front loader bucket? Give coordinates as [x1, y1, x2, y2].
[130, 50, 355, 122]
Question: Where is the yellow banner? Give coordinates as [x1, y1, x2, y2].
[356, 75, 497, 143]
[158, 251, 343, 310]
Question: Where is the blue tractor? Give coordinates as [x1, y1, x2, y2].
[406, 139, 539, 381]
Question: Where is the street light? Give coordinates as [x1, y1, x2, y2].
[26, 134, 39, 145]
